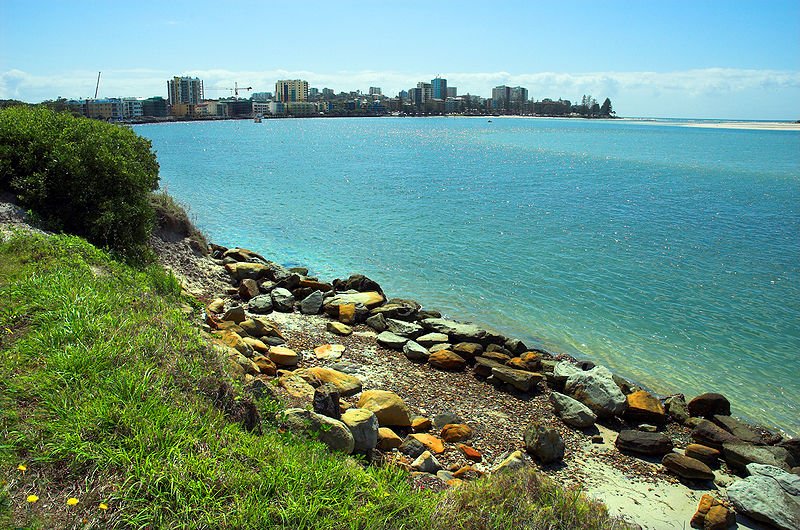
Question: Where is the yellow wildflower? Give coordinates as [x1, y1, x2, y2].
[26, 494, 38, 503]
[99, 502, 109, 510]
[17, 464, 26, 473]
[67, 497, 79, 506]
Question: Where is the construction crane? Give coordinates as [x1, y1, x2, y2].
[207, 82, 253, 97]
[94, 71, 101, 99]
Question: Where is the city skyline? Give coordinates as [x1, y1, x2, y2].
[2, 0, 799, 120]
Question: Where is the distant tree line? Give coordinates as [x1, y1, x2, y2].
[532, 95, 614, 118]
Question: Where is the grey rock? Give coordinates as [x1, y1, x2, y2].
[365, 313, 387, 332]
[436, 470, 455, 482]
[432, 411, 463, 431]
[281, 408, 354, 454]
[748, 463, 800, 496]
[248, 294, 273, 313]
[403, 340, 430, 361]
[416, 332, 450, 348]
[299, 290, 323, 315]
[486, 343, 513, 357]
[313, 385, 341, 420]
[692, 419, 740, 450]
[564, 365, 627, 418]
[615, 429, 674, 456]
[264, 336, 286, 346]
[504, 337, 528, 355]
[778, 438, 800, 465]
[221, 305, 246, 323]
[428, 343, 453, 353]
[661, 453, 714, 481]
[399, 437, 427, 459]
[714, 415, 766, 445]
[664, 395, 690, 424]
[473, 356, 507, 378]
[523, 422, 565, 464]
[271, 288, 295, 312]
[341, 408, 379, 454]
[376, 331, 409, 350]
[550, 392, 597, 428]
[386, 318, 424, 338]
[491, 366, 543, 392]
[411, 451, 442, 474]
[420, 318, 487, 343]
[723, 442, 794, 472]
[552, 361, 581, 386]
[492, 450, 526, 473]
[728, 473, 800, 530]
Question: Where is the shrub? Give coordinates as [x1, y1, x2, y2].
[0, 106, 159, 256]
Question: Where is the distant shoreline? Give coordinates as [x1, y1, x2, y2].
[618, 118, 800, 131]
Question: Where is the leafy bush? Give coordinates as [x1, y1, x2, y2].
[0, 106, 159, 256]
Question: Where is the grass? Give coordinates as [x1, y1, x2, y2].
[0, 231, 632, 530]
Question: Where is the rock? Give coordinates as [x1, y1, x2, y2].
[299, 290, 323, 315]
[665, 394, 690, 424]
[369, 299, 420, 321]
[274, 273, 301, 292]
[713, 415, 766, 445]
[242, 337, 270, 354]
[482, 350, 512, 364]
[452, 342, 483, 360]
[692, 420, 740, 450]
[493, 450, 526, 473]
[523, 422, 565, 464]
[638, 424, 658, 433]
[549, 392, 597, 428]
[221, 305, 246, 324]
[723, 442, 794, 472]
[271, 288, 295, 312]
[504, 338, 528, 355]
[468, 355, 501, 376]
[748, 463, 800, 496]
[377, 427, 403, 450]
[313, 385, 341, 420]
[410, 433, 445, 454]
[428, 343, 453, 353]
[298, 367, 362, 397]
[490, 366, 543, 392]
[685, 444, 721, 466]
[263, 336, 286, 346]
[207, 298, 225, 313]
[385, 318, 424, 338]
[552, 361, 581, 386]
[458, 444, 482, 462]
[398, 437, 427, 459]
[403, 340, 430, 361]
[238, 278, 260, 301]
[252, 355, 277, 376]
[222, 247, 267, 263]
[432, 412, 462, 431]
[778, 438, 800, 465]
[280, 408, 354, 454]
[216, 331, 253, 356]
[436, 470, 455, 482]
[625, 390, 667, 424]
[365, 313, 387, 332]
[411, 451, 442, 474]
[376, 331, 408, 350]
[225, 262, 270, 281]
[615, 429, 674, 456]
[591, 435, 604, 444]
[239, 318, 283, 339]
[728, 469, 800, 530]
[416, 332, 450, 348]
[314, 343, 345, 360]
[441, 424, 473, 443]
[337, 303, 356, 324]
[268, 346, 299, 366]
[332, 274, 384, 295]
[411, 417, 432, 432]
[612, 374, 641, 395]
[326, 322, 353, 336]
[278, 373, 316, 400]
[420, 318, 487, 343]
[325, 292, 385, 317]
[688, 393, 731, 419]
[662, 453, 715, 481]
[564, 365, 627, 418]
[341, 408, 379, 453]
[428, 350, 467, 371]
[247, 294, 273, 313]
[229, 351, 260, 375]
[357, 390, 411, 426]
[691, 494, 736, 530]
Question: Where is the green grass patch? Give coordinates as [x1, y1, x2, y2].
[0, 232, 631, 529]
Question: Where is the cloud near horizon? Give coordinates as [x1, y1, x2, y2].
[2, 67, 799, 119]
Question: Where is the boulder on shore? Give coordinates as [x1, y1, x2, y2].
[722, 442, 794, 472]
[280, 408, 354, 454]
[549, 392, 597, 428]
[661, 453, 715, 481]
[428, 350, 467, 371]
[564, 365, 627, 418]
[625, 390, 666, 424]
[615, 429, 674, 456]
[687, 393, 731, 419]
[491, 366, 542, 392]
[523, 422, 565, 464]
[341, 408, 379, 454]
[357, 390, 411, 427]
[691, 420, 739, 450]
[727, 463, 800, 530]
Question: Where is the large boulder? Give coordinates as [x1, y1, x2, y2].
[369, 298, 420, 321]
[713, 415, 766, 445]
[297, 367, 363, 397]
[376, 331, 409, 350]
[564, 366, 627, 418]
[687, 393, 731, 419]
[271, 288, 295, 312]
[615, 430, 674, 456]
[491, 366, 543, 392]
[549, 392, 597, 428]
[357, 390, 411, 426]
[341, 408, 379, 454]
[280, 408, 354, 454]
[428, 350, 467, 371]
[661, 453, 714, 481]
[685, 444, 721, 467]
[691, 494, 737, 530]
[551, 361, 581, 386]
[416, 332, 449, 348]
[625, 390, 666, 424]
[523, 422, 565, 464]
[268, 346, 299, 366]
[727, 463, 800, 530]
[377, 427, 403, 450]
[248, 294, 273, 314]
[300, 290, 323, 315]
[492, 450, 526, 473]
[452, 342, 483, 360]
[332, 274, 384, 295]
[723, 442, 794, 472]
[403, 340, 430, 361]
[420, 318, 487, 343]
[473, 356, 507, 378]
[385, 318, 424, 338]
[240, 318, 283, 339]
[325, 291, 385, 314]
[224, 262, 270, 281]
[664, 394, 690, 425]
[441, 424, 473, 443]
[691, 420, 740, 450]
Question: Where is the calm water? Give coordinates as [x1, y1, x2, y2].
[137, 117, 800, 435]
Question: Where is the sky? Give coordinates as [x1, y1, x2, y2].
[1, 0, 799, 119]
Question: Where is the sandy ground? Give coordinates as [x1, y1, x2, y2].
[621, 119, 800, 131]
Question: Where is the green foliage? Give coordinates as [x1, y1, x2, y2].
[0, 106, 160, 257]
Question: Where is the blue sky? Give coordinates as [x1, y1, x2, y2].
[2, 0, 799, 119]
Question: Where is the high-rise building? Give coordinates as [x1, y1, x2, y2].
[431, 77, 447, 100]
[446, 86, 457, 98]
[369, 87, 382, 96]
[275, 79, 309, 102]
[167, 76, 204, 105]
[251, 92, 273, 102]
[322, 88, 335, 98]
[416, 82, 432, 102]
[492, 85, 511, 109]
[510, 86, 529, 103]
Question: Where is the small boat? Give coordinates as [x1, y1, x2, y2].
[254, 114, 262, 123]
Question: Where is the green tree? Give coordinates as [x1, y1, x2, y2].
[0, 106, 160, 256]
[600, 97, 613, 116]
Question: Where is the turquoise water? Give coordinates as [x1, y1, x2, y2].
[136, 117, 800, 435]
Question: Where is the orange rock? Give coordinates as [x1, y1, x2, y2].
[338, 303, 356, 324]
[446, 478, 464, 488]
[412, 417, 432, 432]
[410, 433, 445, 454]
[252, 355, 277, 376]
[506, 358, 531, 371]
[705, 505, 735, 530]
[441, 424, 473, 442]
[626, 390, 666, 424]
[377, 427, 403, 450]
[691, 494, 715, 528]
[457, 444, 482, 462]
[428, 350, 467, 371]
[298, 279, 333, 292]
